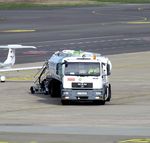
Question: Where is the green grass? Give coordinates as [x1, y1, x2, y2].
[0, 2, 52, 10]
[0, 0, 150, 10]
[92, 0, 150, 3]
[0, 1, 100, 10]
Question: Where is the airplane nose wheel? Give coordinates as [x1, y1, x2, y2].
[0, 76, 6, 82]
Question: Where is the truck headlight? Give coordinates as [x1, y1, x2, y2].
[96, 91, 102, 95]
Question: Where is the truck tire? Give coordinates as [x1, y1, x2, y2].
[30, 86, 35, 94]
[106, 84, 111, 102]
[94, 100, 105, 105]
[49, 81, 55, 97]
[44, 90, 49, 95]
[61, 100, 69, 105]
[48, 80, 61, 97]
[100, 100, 105, 105]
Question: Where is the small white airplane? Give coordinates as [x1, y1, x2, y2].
[0, 44, 42, 82]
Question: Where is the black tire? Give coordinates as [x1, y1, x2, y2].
[30, 86, 35, 94]
[49, 81, 55, 97]
[61, 100, 69, 105]
[48, 80, 61, 97]
[94, 100, 105, 105]
[44, 91, 49, 95]
[100, 100, 105, 105]
[106, 84, 111, 102]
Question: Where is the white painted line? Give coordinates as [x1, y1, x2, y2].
[85, 41, 91, 44]
[20, 35, 124, 45]
[93, 41, 98, 43]
[107, 39, 113, 42]
[20, 36, 143, 48]
[69, 43, 75, 45]
[78, 42, 84, 44]
[61, 37, 143, 47]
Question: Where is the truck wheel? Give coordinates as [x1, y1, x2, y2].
[44, 91, 49, 95]
[106, 84, 111, 102]
[48, 80, 61, 97]
[61, 100, 69, 105]
[30, 86, 35, 94]
[94, 100, 105, 105]
[100, 100, 105, 105]
[49, 82, 55, 97]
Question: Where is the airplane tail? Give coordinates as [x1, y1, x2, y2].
[0, 44, 36, 68]
[4, 48, 16, 66]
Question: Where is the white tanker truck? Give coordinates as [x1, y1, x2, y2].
[30, 50, 112, 105]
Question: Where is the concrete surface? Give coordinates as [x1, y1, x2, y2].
[0, 51, 150, 142]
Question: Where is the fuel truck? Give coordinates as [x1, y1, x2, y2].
[30, 50, 112, 105]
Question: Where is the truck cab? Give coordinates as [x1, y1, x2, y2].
[59, 56, 111, 105]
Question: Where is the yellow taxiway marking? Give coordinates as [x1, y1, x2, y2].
[120, 138, 150, 143]
[0, 141, 37, 143]
[0, 29, 36, 33]
[7, 77, 33, 81]
[127, 21, 150, 24]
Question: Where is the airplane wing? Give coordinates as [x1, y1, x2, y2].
[0, 44, 36, 49]
[0, 66, 42, 72]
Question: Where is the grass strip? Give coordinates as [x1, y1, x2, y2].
[0, 2, 52, 9]
[0, 1, 100, 10]
[0, 0, 149, 10]
[92, 0, 150, 3]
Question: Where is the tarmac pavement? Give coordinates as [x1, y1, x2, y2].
[0, 51, 150, 143]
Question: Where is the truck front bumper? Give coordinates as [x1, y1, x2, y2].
[61, 89, 105, 101]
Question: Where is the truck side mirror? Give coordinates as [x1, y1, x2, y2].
[61, 60, 68, 67]
[64, 61, 68, 67]
[107, 64, 111, 75]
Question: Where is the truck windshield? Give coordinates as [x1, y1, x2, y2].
[65, 62, 100, 76]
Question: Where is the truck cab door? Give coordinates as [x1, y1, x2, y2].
[102, 63, 107, 84]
